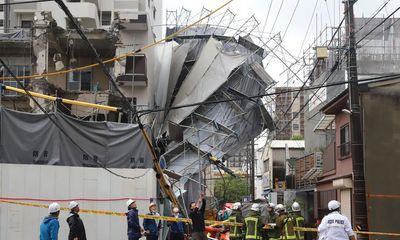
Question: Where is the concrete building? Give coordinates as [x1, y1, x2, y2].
[261, 140, 305, 203]
[0, 0, 162, 122]
[274, 87, 305, 140]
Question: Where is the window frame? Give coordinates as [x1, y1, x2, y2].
[339, 124, 351, 159]
[101, 11, 112, 26]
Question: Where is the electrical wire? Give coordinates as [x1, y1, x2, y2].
[281, 0, 300, 40]
[137, 74, 399, 117]
[356, 5, 400, 45]
[261, 0, 274, 37]
[0, 0, 52, 6]
[354, 0, 391, 35]
[269, 0, 285, 34]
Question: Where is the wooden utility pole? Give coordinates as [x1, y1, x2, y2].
[344, 0, 368, 234]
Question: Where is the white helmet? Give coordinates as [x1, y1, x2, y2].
[69, 201, 79, 210]
[268, 203, 275, 209]
[48, 202, 60, 214]
[232, 202, 241, 210]
[328, 200, 340, 211]
[126, 199, 135, 208]
[251, 203, 260, 212]
[275, 204, 285, 212]
[292, 202, 301, 212]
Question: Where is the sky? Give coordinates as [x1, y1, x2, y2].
[161, 0, 399, 85]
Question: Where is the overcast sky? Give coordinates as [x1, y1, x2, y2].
[162, 0, 399, 84]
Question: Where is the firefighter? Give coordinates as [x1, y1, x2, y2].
[266, 203, 280, 240]
[243, 203, 264, 240]
[291, 202, 304, 240]
[318, 200, 355, 240]
[228, 202, 244, 240]
[275, 204, 296, 240]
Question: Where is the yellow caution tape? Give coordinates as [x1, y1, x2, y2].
[4, 199, 400, 237]
[0, 199, 190, 223]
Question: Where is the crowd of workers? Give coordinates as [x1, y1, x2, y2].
[39, 194, 354, 240]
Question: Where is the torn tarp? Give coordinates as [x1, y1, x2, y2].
[0, 108, 151, 168]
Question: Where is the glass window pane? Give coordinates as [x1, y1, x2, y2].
[80, 71, 91, 91]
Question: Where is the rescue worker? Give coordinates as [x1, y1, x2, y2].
[168, 207, 186, 240]
[243, 203, 264, 240]
[189, 193, 207, 240]
[266, 203, 280, 240]
[40, 202, 60, 240]
[66, 201, 87, 240]
[126, 199, 144, 240]
[267, 203, 277, 223]
[291, 202, 304, 240]
[275, 204, 296, 240]
[318, 200, 355, 240]
[228, 202, 244, 240]
[143, 202, 161, 240]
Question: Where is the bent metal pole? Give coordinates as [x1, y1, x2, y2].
[1, 85, 121, 112]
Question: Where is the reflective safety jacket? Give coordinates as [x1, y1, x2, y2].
[228, 210, 243, 238]
[276, 213, 296, 240]
[291, 213, 305, 240]
[243, 211, 263, 240]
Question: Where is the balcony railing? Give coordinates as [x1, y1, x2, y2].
[337, 142, 351, 159]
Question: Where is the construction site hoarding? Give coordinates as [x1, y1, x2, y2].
[0, 107, 152, 168]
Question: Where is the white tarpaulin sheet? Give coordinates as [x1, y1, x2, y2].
[167, 38, 246, 124]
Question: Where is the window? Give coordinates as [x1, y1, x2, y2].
[101, 11, 112, 26]
[292, 123, 299, 131]
[125, 55, 147, 82]
[148, 0, 150, 8]
[292, 112, 299, 119]
[339, 124, 350, 158]
[1, 65, 31, 96]
[0, 5, 4, 12]
[21, 20, 33, 29]
[68, 70, 92, 91]
[153, 7, 156, 20]
[0, 20, 4, 27]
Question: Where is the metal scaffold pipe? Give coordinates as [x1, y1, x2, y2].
[1, 85, 122, 112]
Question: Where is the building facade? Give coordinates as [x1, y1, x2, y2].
[0, 0, 162, 123]
[274, 87, 305, 140]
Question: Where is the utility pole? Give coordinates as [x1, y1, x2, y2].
[344, 0, 368, 234]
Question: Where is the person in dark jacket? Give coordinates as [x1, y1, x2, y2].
[168, 207, 186, 240]
[127, 199, 143, 240]
[40, 202, 61, 240]
[189, 193, 207, 240]
[66, 201, 87, 240]
[143, 202, 161, 240]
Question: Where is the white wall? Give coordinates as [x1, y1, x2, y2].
[0, 164, 156, 240]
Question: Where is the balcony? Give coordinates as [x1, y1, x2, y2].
[114, 0, 147, 31]
[66, 2, 99, 29]
[116, 55, 147, 87]
[337, 142, 351, 160]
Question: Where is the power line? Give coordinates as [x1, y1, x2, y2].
[270, 0, 285, 34]
[282, 0, 300, 40]
[0, 0, 52, 6]
[137, 74, 399, 117]
[354, 0, 391, 35]
[261, 0, 274, 37]
[277, 3, 400, 136]
[356, 5, 400, 44]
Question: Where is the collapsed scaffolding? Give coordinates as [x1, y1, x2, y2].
[152, 8, 276, 205]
